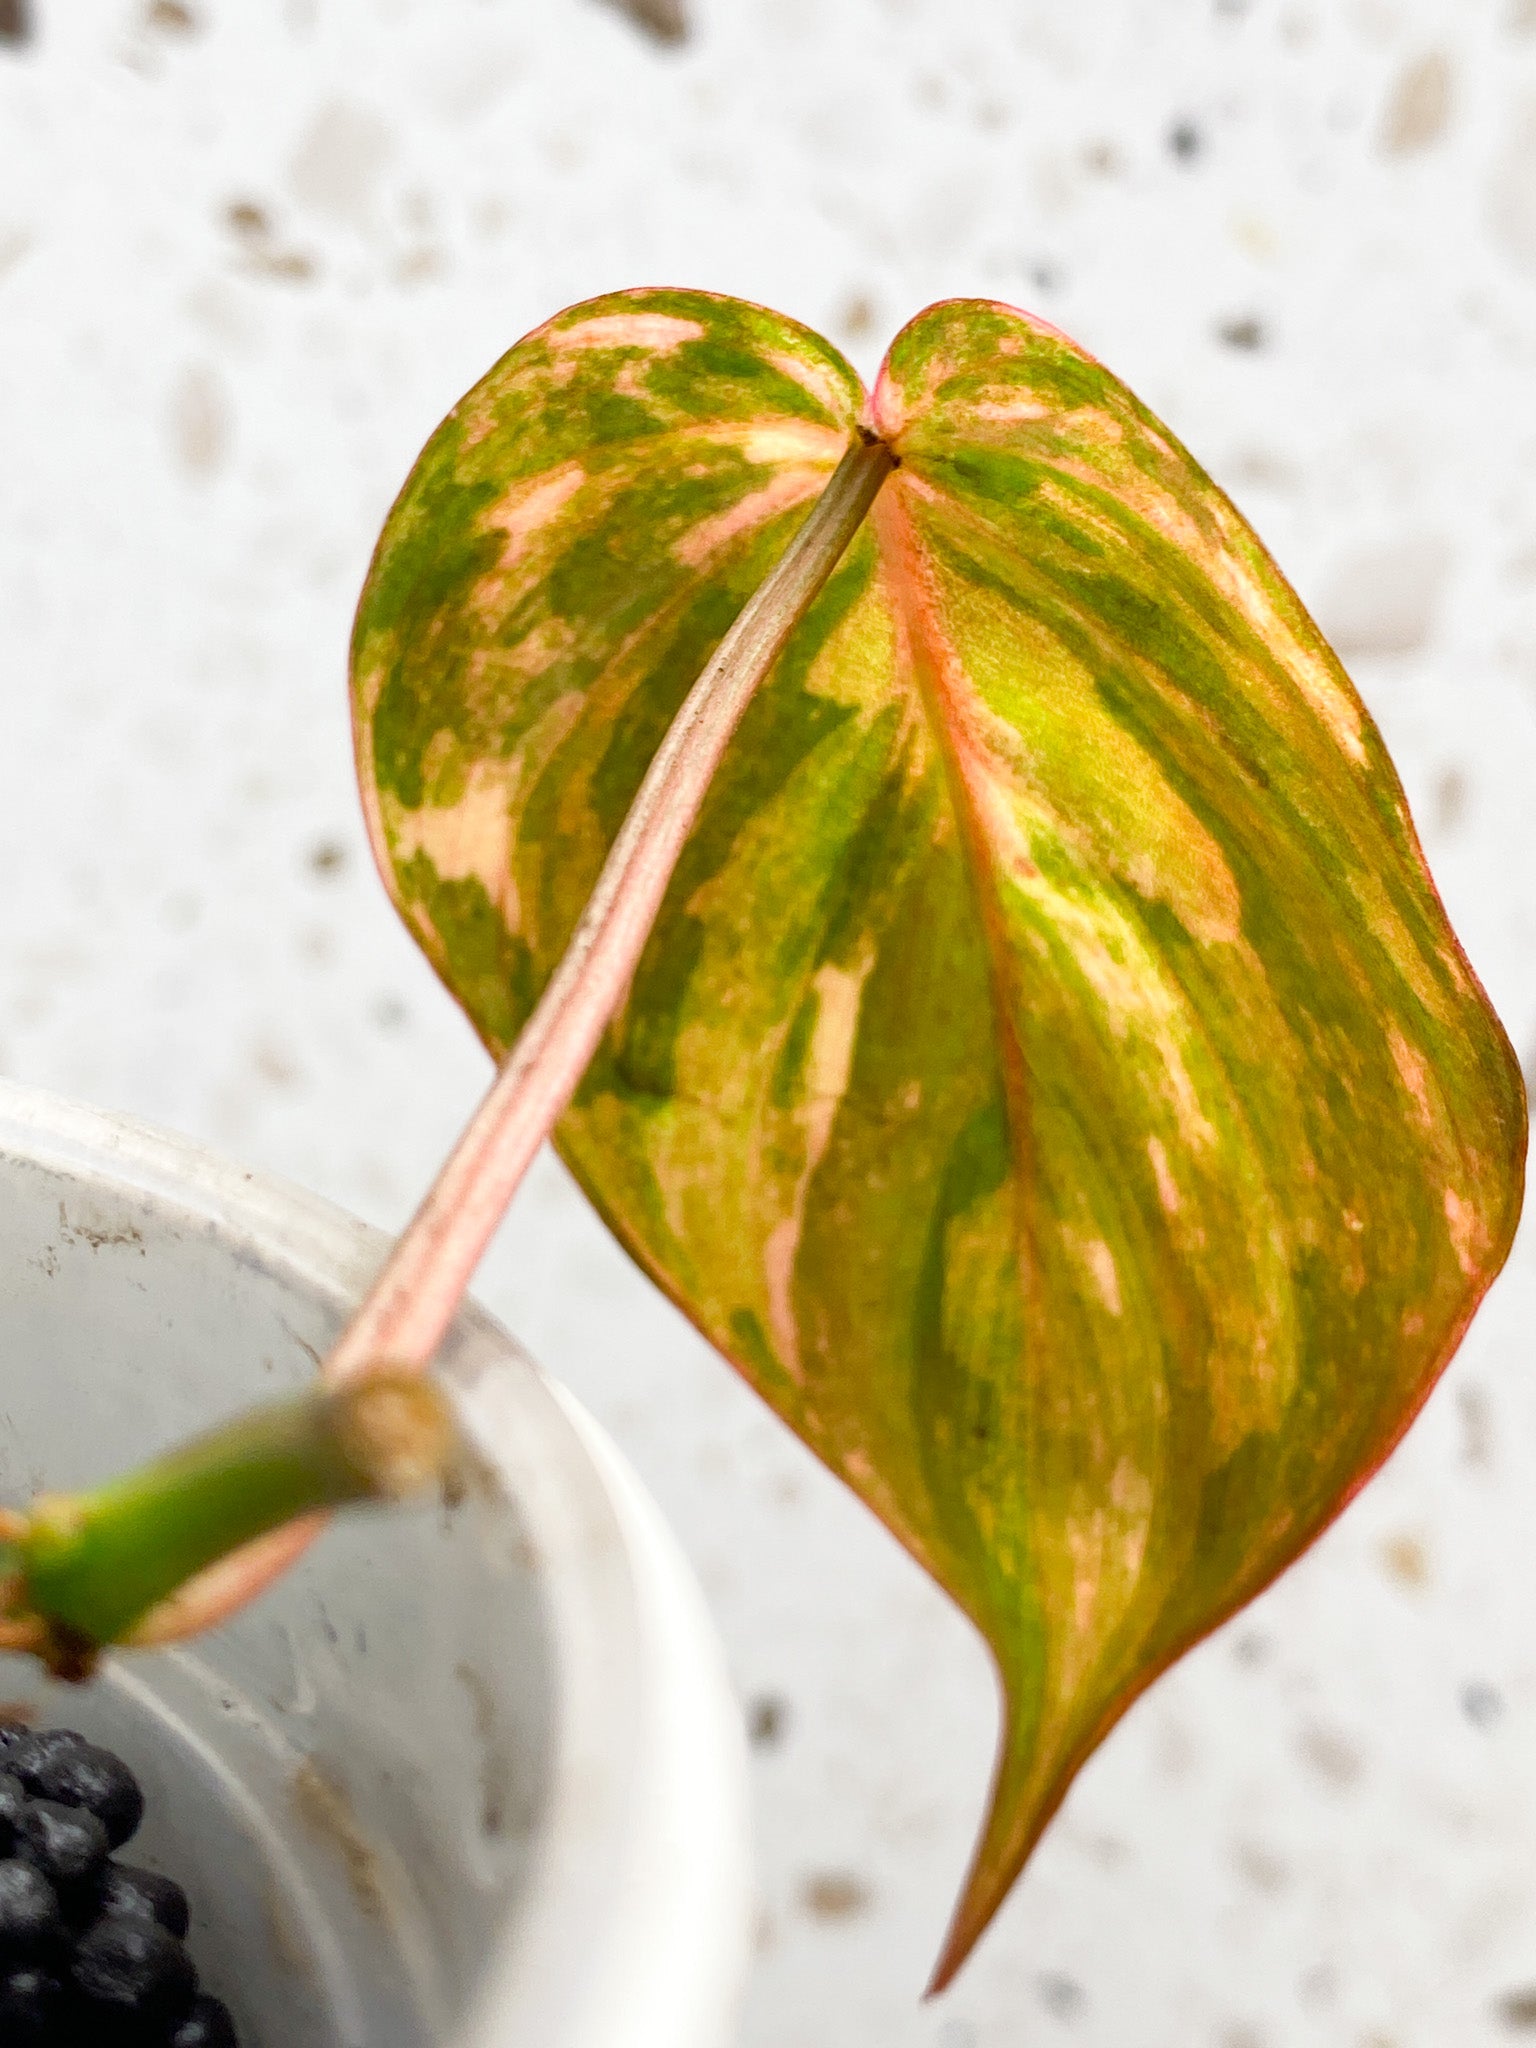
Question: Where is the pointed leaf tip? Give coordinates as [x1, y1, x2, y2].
[354, 289, 1526, 1985]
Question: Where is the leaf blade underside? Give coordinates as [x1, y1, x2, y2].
[352, 289, 1526, 1986]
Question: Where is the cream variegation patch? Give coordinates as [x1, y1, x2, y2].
[1146, 1135, 1182, 1215]
[481, 462, 587, 569]
[674, 467, 827, 567]
[1443, 1184, 1483, 1280]
[763, 944, 879, 1377]
[549, 311, 704, 354]
[1389, 1024, 1437, 1131]
[388, 755, 521, 931]
[763, 347, 858, 425]
[1051, 1469, 1154, 1702]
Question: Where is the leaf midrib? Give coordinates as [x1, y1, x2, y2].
[871, 474, 1045, 1328]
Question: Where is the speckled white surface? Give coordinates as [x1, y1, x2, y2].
[4, 3, 1536, 2044]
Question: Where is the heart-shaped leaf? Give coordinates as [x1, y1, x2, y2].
[352, 289, 1525, 1983]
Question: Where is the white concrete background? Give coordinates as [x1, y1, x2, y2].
[4, 2, 1536, 2044]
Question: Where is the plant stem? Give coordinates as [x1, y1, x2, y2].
[334, 433, 895, 1381]
[14, 1376, 452, 1667]
[129, 431, 896, 1648]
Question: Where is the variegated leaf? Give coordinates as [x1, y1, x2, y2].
[353, 289, 1526, 1984]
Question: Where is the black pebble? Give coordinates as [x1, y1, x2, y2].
[0, 1859, 62, 1956]
[0, 1962, 64, 2042]
[4, 1731, 236, 2043]
[17, 1798, 109, 1891]
[73, 1914, 197, 2033]
[26, 1741, 144, 1849]
[0, 1770, 26, 1848]
[97, 1861, 191, 1941]
[172, 1992, 240, 2048]
[7, 1727, 89, 1787]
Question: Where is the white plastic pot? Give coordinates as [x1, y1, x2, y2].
[0, 1078, 750, 2048]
